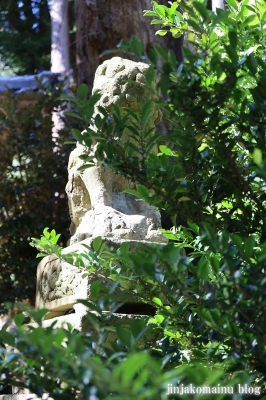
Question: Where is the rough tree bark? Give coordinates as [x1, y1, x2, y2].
[74, 0, 183, 89]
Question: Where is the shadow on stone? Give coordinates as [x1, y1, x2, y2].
[116, 302, 156, 315]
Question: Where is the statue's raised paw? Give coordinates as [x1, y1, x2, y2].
[69, 204, 167, 245]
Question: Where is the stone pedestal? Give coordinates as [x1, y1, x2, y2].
[29, 310, 157, 349]
[36, 237, 161, 320]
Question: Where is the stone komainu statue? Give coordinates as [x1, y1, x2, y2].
[66, 57, 166, 245]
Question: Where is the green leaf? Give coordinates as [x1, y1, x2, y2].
[14, 314, 24, 327]
[130, 35, 143, 57]
[197, 257, 209, 281]
[160, 153, 169, 168]
[187, 220, 199, 234]
[228, 31, 238, 48]
[78, 154, 93, 161]
[162, 231, 178, 240]
[187, 18, 204, 33]
[154, 314, 164, 323]
[86, 92, 101, 119]
[194, 308, 212, 324]
[77, 83, 88, 101]
[114, 353, 151, 382]
[226, 0, 238, 11]
[209, 31, 218, 46]
[0, 330, 15, 346]
[65, 111, 84, 121]
[159, 145, 173, 156]
[125, 142, 140, 153]
[150, 19, 163, 25]
[209, 309, 221, 327]
[130, 318, 148, 339]
[231, 234, 243, 251]
[148, 48, 158, 65]
[145, 65, 155, 85]
[136, 184, 150, 199]
[246, 53, 258, 75]
[242, 14, 259, 28]
[90, 281, 101, 301]
[156, 30, 168, 36]
[60, 94, 78, 102]
[63, 141, 76, 145]
[146, 133, 161, 153]
[29, 309, 49, 326]
[92, 236, 102, 254]
[86, 312, 100, 332]
[143, 10, 159, 17]
[43, 227, 50, 239]
[170, 28, 182, 38]
[116, 326, 131, 347]
[100, 49, 123, 57]
[154, 5, 166, 18]
[171, 11, 183, 26]
[225, 44, 238, 63]
[182, 46, 197, 62]
[209, 254, 220, 273]
[77, 163, 95, 171]
[77, 299, 101, 312]
[118, 242, 130, 256]
[160, 72, 171, 96]
[71, 128, 82, 142]
[168, 50, 177, 69]
[170, 1, 178, 14]
[244, 236, 255, 259]
[152, 297, 163, 306]
[123, 189, 140, 197]
[193, 2, 208, 19]
[253, 148, 262, 166]
[36, 253, 48, 258]
[142, 101, 153, 126]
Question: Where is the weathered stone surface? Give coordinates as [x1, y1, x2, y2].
[66, 57, 166, 245]
[0, 316, 16, 332]
[68, 201, 165, 244]
[36, 237, 160, 319]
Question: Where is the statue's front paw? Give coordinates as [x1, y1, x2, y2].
[106, 227, 135, 240]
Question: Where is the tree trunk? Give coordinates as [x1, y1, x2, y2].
[212, 0, 225, 12]
[74, 0, 183, 89]
[50, 0, 70, 148]
[51, 0, 70, 74]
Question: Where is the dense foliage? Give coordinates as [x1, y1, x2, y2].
[0, 0, 76, 76]
[0, 85, 72, 312]
[0, 0, 51, 74]
[1, 0, 266, 399]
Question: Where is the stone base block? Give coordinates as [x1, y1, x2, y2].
[36, 238, 162, 319]
[29, 311, 156, 348]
